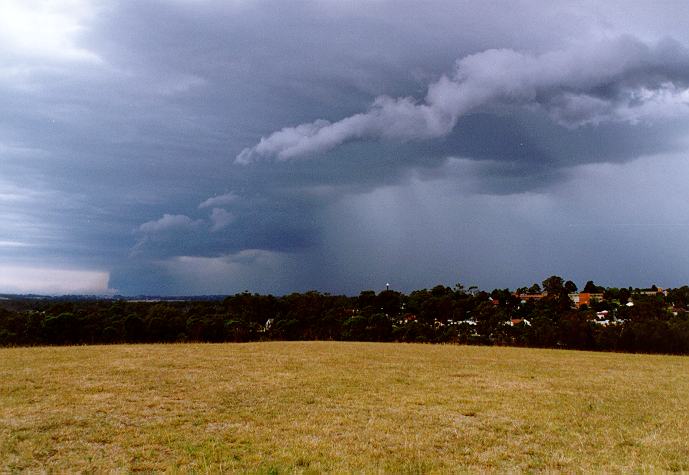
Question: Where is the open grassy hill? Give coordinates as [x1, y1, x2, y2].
[1, 342, 688, 472]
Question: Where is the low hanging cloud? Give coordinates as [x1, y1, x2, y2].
[158, 249, 296, 295]
[237, 35, 689, 163]
[132, 213, 206, 257]
[209, 207, 234, 232]
[198, 192, 238, 209]
[0, 0, 101, 64]
[0, 264, 112, 295]
[138, 213, 202, 233]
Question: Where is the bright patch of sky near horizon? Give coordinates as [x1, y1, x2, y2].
[2, 0, 689, 295]
[0, 265, 111, 294]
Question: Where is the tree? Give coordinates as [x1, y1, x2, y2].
[618, 287, 631, 304]
[377, 290, 402, 316]
[668, 286, 689, 308]
[43, 312, 80, 344]
[358, 290, 377, 309]
[558, 311, 593, 349]
[564, 280, 578, 293]
[542, 276, 570, 306]
[583, 280, 604, 293]
[124, 314, 145, 342]
[542, 275, 565, 295]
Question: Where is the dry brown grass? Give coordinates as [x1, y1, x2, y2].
[1, 341, 688, 472]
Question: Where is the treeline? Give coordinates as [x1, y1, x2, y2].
[2, 277, 689, 354]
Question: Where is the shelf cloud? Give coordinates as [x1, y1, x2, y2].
[237, 36, 689, 163]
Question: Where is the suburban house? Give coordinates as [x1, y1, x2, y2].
[637, 287, 665, 296]
[569, 292, 605, 308]
[516, 292, 547, 303]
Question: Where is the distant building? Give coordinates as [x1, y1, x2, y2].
[569, 292, 605, 308]
[637, 287, 665, 297]
[516, 292, 547, 303]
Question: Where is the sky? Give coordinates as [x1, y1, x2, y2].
[2, 0, 689, 295]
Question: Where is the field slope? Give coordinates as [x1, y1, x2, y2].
[1, 342, 688, 472]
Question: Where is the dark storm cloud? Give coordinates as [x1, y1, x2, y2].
[3, 0, 689, 294]
[238, 36, 689, 163]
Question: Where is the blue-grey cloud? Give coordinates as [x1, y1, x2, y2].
[138, 214, 202, 234]
[199, 192, 239, 209]
[3, 0, 689, 295]
[209, 208, 234, 232]
[238, 36, 689, 163]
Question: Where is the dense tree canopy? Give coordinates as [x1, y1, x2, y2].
[1, 278, 688, 354]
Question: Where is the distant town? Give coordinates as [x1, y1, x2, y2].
[1, 276, 687, 354]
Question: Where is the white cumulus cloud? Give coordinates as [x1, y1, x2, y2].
[199, 192, 239, 209]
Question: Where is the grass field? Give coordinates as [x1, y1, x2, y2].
[1, 342, 688, 472]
